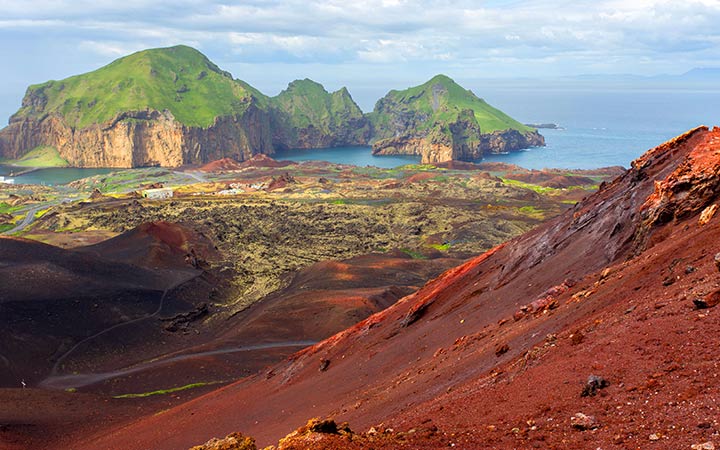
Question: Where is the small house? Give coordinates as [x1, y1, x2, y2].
[142, 187, 174, 199]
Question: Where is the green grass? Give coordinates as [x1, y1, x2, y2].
[369, 74, 533, 140]
[400, 248, 427, 260]
[0, 202, 23, 215]
[430, 243, 451, 251]
[16, 45, 258, 129]
[8, 146, 68, 167]
[272, 79, 364, 131]
[518, 205, 543, 215]
[501, 178, 559, 195]
[0, 223, 14, 233]
[112, 381, 222, 399]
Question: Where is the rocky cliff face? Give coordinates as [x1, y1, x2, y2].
[369, 75, 544, 164]
[0, 47, 544, 168]
[0, 106, 274, 168]
[270, 81, 371, 150]
[372, 107, 545, 164]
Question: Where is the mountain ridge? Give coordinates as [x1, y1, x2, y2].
[0, 45, 540, 168]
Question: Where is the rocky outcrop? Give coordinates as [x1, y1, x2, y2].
[372, 108, 545, 164]
[369, 75, 545, 164]
[270, 81, 372, 150]
[0, 106, 274, 168]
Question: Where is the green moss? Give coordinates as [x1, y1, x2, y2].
[501, 178, 559, 195]
[8, 146, 68, 167]
[112, 381, 222, 399]
[430, 243, 451, 251]
[400, 248, 427, 259]
[16, 45, 261, 129]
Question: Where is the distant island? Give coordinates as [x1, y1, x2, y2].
[0, 45, 544, 167]
[524, 123, 563, 130]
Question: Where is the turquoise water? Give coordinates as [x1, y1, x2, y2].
[279, 90, 720, 170]
[1, 90, 717, 185]
[478, 89, 720, 169]
[0, 166, 115, 186]
[275, 145, 420, 168]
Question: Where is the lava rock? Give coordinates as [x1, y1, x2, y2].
[570, 412, 599, 430]
[581, 375, 610, 397]
[693, 290, 720, 309]
[495, 343, 510, 357]
[691, 443, 715, 450]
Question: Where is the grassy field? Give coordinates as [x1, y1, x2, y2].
[6, 146, 69, 167]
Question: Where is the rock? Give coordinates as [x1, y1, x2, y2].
[495, 343, 510, 357]
[319, 359, 330, 372]
[691, 443, 715, 450]
[693, 290, 720, 309]
[189, 432, 256, 450]
[369, 75, 544, 164]
[570, 413, 599, 430]
[581, 375, 609, 397]
[715, 252, 720, 273]
[649, 433, 660, 441]
[699, 204, 718, 225]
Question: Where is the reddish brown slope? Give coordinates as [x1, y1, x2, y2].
[75, 127, 720, 449]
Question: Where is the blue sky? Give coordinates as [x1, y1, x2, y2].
[1, 0, 720, 119]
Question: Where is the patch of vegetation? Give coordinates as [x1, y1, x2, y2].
[400, 248, 428, 260]
[369, 74, 534, 139]
[430, 243, 451, 251]
[272, 79, 364, 131]
[502, 178, 559, 195]
[0, 202, 23, 215]
[8, 146, 69, 167]
[518, 205, 545, 218]
[0, 223, 14, 233]
[112, 381, 222, 399]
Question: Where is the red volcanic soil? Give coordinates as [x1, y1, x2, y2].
[199, 155, 296, 172]
[198, 157, 244, 172]
[80, 220, 220, 269]
[65, 126, 720, 449]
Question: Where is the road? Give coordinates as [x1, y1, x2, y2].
[2, 197, 73, 235]
[40, 341, 317, 390]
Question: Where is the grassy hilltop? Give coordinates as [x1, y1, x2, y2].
[369, 74, 533, 140]
[14, 45, 256, 129]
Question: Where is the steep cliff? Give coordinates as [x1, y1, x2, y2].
[369, 75, 544, 163]
[270, 79, 371, 149]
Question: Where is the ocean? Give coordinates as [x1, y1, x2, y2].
[2, 89, 718, 185]
[281, 89, 720, 170]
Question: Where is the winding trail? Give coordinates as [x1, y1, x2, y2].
[41, 341, 317, 390]
[49, 274, 195, 377]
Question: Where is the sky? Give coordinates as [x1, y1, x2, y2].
[1, 0, 720, 120]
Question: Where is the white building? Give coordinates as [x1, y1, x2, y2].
[141, 187, 174, 199]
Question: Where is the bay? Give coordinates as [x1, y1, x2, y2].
[0, 166, 115, 186]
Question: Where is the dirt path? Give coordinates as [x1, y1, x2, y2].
[48, 272, 197, 378]
[40, 341, 316, 390]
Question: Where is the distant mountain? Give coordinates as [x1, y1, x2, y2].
[0, 47, 543, 168]
[678, 67, 720, 81]
[270, 79, 371, 149]
[368, 75, 544, 163]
